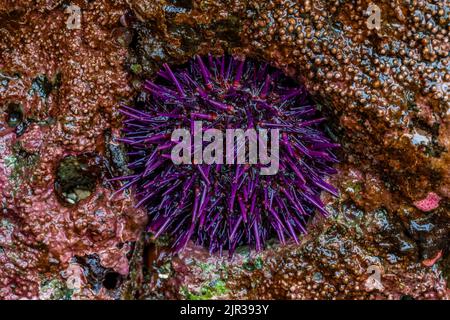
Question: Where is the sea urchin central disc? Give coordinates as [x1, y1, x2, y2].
[113, 55, 339, 254]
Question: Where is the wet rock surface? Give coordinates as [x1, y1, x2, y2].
[136, 205, 447, 300]
[0, 0, 449, 299]
[0, 0, 147, 299]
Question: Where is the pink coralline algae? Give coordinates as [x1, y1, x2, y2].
[413, 192, 442, 212]
[113, 55, 339, 255]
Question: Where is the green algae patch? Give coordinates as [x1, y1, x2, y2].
[4, 143, 40, 197]
[181, 279, 229, 300]
[39, 278, 73, 300]
[243, 256, 264, 272]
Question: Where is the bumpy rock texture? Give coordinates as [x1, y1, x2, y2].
[0, 0, 448, 299]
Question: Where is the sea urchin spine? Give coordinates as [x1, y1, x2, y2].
[113, 55, 339, 255]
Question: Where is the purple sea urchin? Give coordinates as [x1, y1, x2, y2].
[113, 55, 339, 254]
